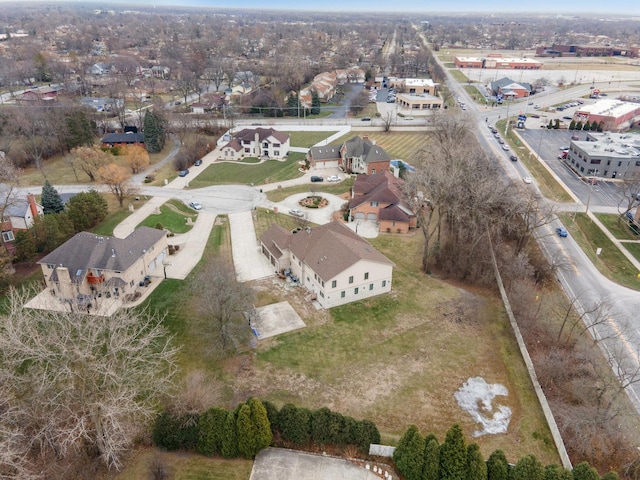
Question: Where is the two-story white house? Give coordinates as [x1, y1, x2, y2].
[219, 128, 290, 160]
[260, 221, 394, 309]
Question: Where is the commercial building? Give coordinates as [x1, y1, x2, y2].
[574, 99, 640, 131]
[565, 132, 640, 179]
[454, 54, 542, 70]
[395, 92, 443, 110]
[535, 44, 639, 58]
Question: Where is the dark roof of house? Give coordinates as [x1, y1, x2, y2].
[5, 200, 30, 218]
[309, 145, 341, 161]
[350, 171, 405, 207]
[102, 132, 144, 144]
[342, 136, 391, 164]
[234, 127, 289, 145]
[378, 204, 414, 222]
[38, 227, 165, 283]
[261, 221, 393, 282]
[491, 77, 532, 93]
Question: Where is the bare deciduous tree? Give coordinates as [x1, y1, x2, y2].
[0, 288, 178, 475]
[98, 163, 137, 206]
[70, 146, 111, 182]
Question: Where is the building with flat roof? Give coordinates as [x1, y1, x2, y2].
[387, 77, 437, 95]
[575, 99, 640, 131]
[536, 44, 639, 58]
[396, 92, 443, 110]
[565, 132, 640, 179]
[454, 54, 542, 70]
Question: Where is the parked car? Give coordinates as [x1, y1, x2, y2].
[562, 116, 573, 121]
[510, 155, 518, 162]
[289, 208, 304, 217]
[491, 128, 498, 134]
[327, 175, 341, 182]
[189, 201, 202, 210]
[498, 138, 505, 144]
[571, 134, 579, 140]
[502, 144, 510, 151]
[361, 117, 371, 121]
[178, 169, 189, 177]
[560, 146, 569, 151]
[556, 227, 568, 237]
[194, 159, 203, 166]
[310, 176, 324, 182]
[404, 116, 415, 120]
[523, 176, 532, 184]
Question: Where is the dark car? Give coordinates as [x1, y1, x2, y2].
[510, 155, 518, 162]
[556, 227, 568, 238]
[310, 176, 323, 182]
[178, 169, 189, 177]
[361, 117, 371, 121]
[491, 128, 498, 134]
[562, 116, 573, 121]
[194, 159, 203, 166]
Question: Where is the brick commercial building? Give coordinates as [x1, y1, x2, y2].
[574, 99, 640, 131]
[454, 54, 542, 69]
[536, 44, 639, 58]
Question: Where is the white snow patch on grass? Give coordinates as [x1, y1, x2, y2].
[454, 376, 512, 437]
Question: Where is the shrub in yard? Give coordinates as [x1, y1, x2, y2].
[511, 454, 544, 480]
[486, 450, 509, 480]
[152, 412, 200, 451]
[423, 436, 440, 480]
[220, 410, 238, 458]
[439, 424, 467, 480]
[278, 404, 312, 446]
[197, 407, 228, 456]
[393, 424, 425, 480]
[572, 462, 600, 480]
[311, 407, 344, 446]
[155, 222, 164, 230]
[348, 419, 380, 452]
[466, 443, 487, 480]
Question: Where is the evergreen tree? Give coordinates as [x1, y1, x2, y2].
[287, 91, 299, 117]
[569, 120, 576, 130]
[311, 90, 321, 115]
[65, 190, 108, 232]
[554, 119, 560, 129]
[393, 425, 425, 480]
[548, 120, 554, 129]
[41, 180, 64, 214]
[486, 450, 509, 480]
[349, 419, 380, 452]
[64, 110, 95, 151]
[311, 407, 343, 445]
[248, 398, 272, 453]
[544, 464, 569, 480]
[576, 121, 583, 130]
[278, 404, 311, 446]
[13, 230, 36, 262]
[439, 424, 467, 480]
[197, 407, 228, 456]
[583, 120, 591, 131]
[597, 121, 604, 132]
[236, 403, 257, 458]
[143, 111, 167, 153]
[511, 454, 544, 480]
[261, 400, 280, 433]
[466, 443, 487, 480]
[601, 472, 618, 480]
[220, 410, 238, 458]
[590, 121, 598, 131]
[422, 437, 440, 480]
[572, 462, 599, 480]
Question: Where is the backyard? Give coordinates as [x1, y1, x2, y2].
[329, 132, 428, 162]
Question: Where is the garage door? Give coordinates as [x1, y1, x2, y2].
[148, 250, 167, 273]
[354, 212, 365, 220]
[366, 213, 377, 221]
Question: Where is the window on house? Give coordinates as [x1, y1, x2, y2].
[382, 280, 387, 287]
[369, 283, 373, 290]
[372, 169, 376, 174]
[321, 280, 324, 287]
[274, 143, 280, 148]
[590, 159, 601, 164]
[274, 151, 279, 156]
[341, 291, 345, 298]
[364, 272, 369, 280]
[320, 291, 325, 298]
[354, 287, 359, 294]
[370, 201, 378, 207]
[2, 231, 15, 242]
[245, 148, 250, 153]
[349, 276, 354, 284]
[47, 263, 55, 270]
[618, 161, 623, 167]
[332, 280, 337, 288]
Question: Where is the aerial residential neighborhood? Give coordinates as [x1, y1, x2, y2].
[1, 3, 640, 480]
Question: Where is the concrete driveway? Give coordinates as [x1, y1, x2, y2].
[229, 210, 276, 282]
[250, 448, 385, 480]
[275, 192, 347, 225]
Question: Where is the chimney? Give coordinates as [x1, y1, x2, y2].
[55, 266, 74, 299]
[363, 135, 369, 141]
[27, 193, 38, 218]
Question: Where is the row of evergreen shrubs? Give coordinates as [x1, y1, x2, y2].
[393, 423, 617, 480]
[152, 399, 380, 459]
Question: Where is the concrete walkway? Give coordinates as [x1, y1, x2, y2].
[228, 210, 275, 282]
[164, 211, 217, 280]
[112, 196, 168, 238]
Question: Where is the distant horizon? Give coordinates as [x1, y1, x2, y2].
[0, 0, 638, 15]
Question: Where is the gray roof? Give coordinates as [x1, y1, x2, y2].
[343, 136, 391, 164]
[38, 227, 165, 282]
[102, 132, 144, 144]
[309, 145, 341, 161]
[4, 200, 30, 218]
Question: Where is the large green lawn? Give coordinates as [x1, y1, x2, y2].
[594, 213, 640, 240]
[137, 199, 197, 234]
[187, 152, 306, 187]
[284, 131, 338, 148]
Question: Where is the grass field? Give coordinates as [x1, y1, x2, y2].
[187, 152, 306, 188]
[559, 212, 640, 290]
[594, 213, 640, 240]
[449, 69, 469, 83]
[623, 242, 640, 262]
[463, 85, 488, 104]
[284, 131, 338, 148]
[330, 132, 428, 161]
[137, 199, 197, 234]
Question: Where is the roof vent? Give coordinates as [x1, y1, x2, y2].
[111, 249, 116, 257]
[98, 236, 104, 243]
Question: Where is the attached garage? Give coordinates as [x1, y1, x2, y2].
[366, 213, 377, 221]
[353, 212, 365, 220]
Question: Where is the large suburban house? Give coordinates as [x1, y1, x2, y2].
[565, 132, 640, 179]
[259, 221, 395, 309]
[37, 227, 168, 306]
[307, 136, 392, 175]
[349, 171, 416, 234]
[218, 127, 290, 160]
[1, 193, 43, 256]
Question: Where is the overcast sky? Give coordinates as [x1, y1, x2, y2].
[6, 0, 636, 15]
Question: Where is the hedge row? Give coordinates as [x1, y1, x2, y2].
[393, 424, 618, 480]
[152, 399, 380, 459]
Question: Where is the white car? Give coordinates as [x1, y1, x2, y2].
[523, 177, 532, 184]
[289, 209, 304, 217]
[502, 144, 509, 151]
[327, 175, 342, 182]
[189, 201, 202, 210]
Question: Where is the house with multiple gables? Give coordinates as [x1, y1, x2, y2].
[260, 221, 394, 309]
[349, 171, 416, 234]
[218, 127, 290, 160]
[1, 193, 43, 256]
[307, 135, 391, 175]
[37, 227, 168, 306]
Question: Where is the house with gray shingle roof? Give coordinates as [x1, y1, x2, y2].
[37, 227, 168, 305]
[349, 171, 416, 234]
[307, 145, 341, 169]
[340, 136, 391, 175]
[260, 221, 394, 309]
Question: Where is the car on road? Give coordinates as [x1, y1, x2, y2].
[498, 138, 505, 144]
[562, 116, 573, 121]
[560, 146, 569, 151]
[534, 105, 540, 109]
[289, 208, 304, 217]
[556, 227, 568, 237]
[491, 128, 498, 134]
[502, 144, 510, 151]
[310, 175, 324, 182]
[404, 116, 415, 120]
[361, 117, 371, 121]
[571, 135, 579, 140]
[327, 175, 341, 182]
[528, 101, 534, 105]
[510, 155, 518, 162]
[194, 159, 202, 166]
[178, 169, 189, 177]
[523, 176, 532, 184]
[189, 201, 202, 210]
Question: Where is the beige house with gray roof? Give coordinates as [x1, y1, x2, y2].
[260, 221, 394, 309]
[38, 227, 168, 307]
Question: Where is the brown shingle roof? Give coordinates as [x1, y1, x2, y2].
[350, 171, 407, 209]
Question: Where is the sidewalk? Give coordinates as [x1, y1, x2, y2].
[113, 196, 168, 238]
[164, 211, 217, 280]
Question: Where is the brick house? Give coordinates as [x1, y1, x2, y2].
[340, 136, 391, 175]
